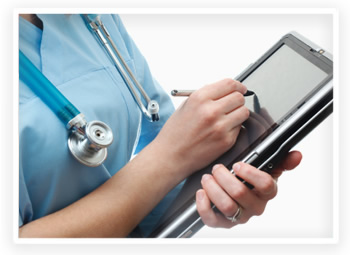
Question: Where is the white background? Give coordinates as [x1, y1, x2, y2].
[1, 0, 349, 255]
[121, 12, 334, 239]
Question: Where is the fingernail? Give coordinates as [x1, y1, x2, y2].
[197, 190, 205, 200]
[202, 174, 211, 182]
[232, 163, 241, 172]
[212, 164, 221, 172]
[242, 84, 248, 94]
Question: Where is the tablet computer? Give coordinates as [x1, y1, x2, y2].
[149, 31, 333, 238]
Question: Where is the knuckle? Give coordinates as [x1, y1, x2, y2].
[222, 135, 234, 148]
[242, 164, 253, 176]
[203, 112, 216, 125]
[220, 200, 236, 216]
[223, 78, 238, 90]
[232, 185, 246, 200]
[190, 91, 205, 103]
[231, 106, 250, 122]
[213, 122, 226, 135]
[223, 78, 234, 86]
[203, 215, 219, 228]
[199, 106, 218, 124]
[234, 92, 245, 105]
[260, 177, 275, 194]
[213, 124, 234, 149]
[239, 106, 250, 120]
[255, 206, 266, 216]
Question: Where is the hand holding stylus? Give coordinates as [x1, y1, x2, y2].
[154, 78, 250, 177]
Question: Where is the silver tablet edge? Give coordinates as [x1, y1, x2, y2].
[155, 79, 333, 238]
[289, 31, 333, 61]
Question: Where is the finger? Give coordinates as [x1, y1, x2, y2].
[200, 174, 240, 218]
[196, 189, 235, 228]
[270, 151, 303, 180]
[233, 162, 278, 200]
[211, 164, 266, 215]
[279, 150, 303, 170]
[225, 105, 250, 130]
[228, 126, 241, 146]
[200, 79, 247, 100]
[215, 91, 245, 114]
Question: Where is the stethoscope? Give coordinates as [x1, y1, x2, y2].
[19, 14, 160, 167]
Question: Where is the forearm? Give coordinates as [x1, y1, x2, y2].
[19, 141, 185, 238]
[19, 79, 250, 238]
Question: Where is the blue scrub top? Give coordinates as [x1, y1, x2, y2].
[19, 14, 180, 237]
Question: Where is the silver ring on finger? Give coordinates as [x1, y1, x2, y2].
[226, 204, 243, 223]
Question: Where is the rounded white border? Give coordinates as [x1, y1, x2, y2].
[12, 8, 338, 245]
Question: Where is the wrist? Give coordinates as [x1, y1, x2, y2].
[141, 139, 190, 184]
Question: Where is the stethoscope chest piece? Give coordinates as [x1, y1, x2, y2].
[68, 120, 114, 167]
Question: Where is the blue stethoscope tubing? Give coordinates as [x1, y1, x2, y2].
[19, 49, 114, 167]
[19, 14, 160, 167]
[19, 50, 81, 127]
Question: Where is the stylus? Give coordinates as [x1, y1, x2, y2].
[172, 89, 261, 114]
[171, 89, 255, 97]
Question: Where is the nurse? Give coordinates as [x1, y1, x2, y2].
[18, 14, 302, 237]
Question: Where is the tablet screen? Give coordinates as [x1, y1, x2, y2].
[243, 44, 328, 123]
